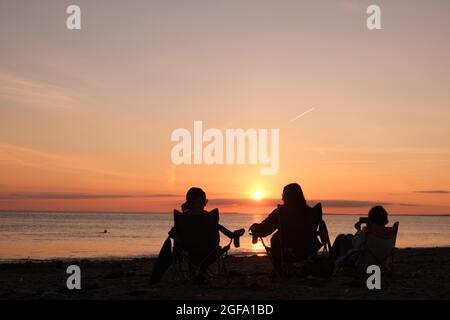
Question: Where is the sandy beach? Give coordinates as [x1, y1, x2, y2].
[1, 247, 449, 300]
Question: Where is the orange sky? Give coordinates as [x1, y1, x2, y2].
[0, 1, 449, 215]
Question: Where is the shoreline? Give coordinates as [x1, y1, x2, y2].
[1, 246, 448, 265]
[0, 252, 267, 265]
[1, 247, 450, 299]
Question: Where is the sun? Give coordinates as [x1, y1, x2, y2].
[253, 191, 263, 201]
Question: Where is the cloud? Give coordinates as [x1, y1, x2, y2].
[0, 72, 80, 110]
[0, 142, 160, 183]
[208, 198, 417, 208]
[208, 198, 278, 207]
[0, 192, 417, 208]
[414, 190, 449, 194]
[316, 200, 381, 208]
[0, 193, 181, 200]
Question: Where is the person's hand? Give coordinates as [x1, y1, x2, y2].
[249, 223, 258, 234]
[354, 221, 362, 232]
[232, 229, 245, 248]
[233, 228, 245, 237]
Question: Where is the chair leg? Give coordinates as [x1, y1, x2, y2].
[171, 250, 231, 283]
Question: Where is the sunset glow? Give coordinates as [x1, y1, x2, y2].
[253, 192, 264, 201]
[0, 1, 449, 216]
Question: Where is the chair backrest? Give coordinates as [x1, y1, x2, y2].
[278, 203, 324, 258]
[173, 209, 220, 256]
[315, 204, 332, 253]
[358, 221, 399, 268]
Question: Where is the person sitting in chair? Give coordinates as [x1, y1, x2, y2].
[170, 187, 244, 242]
[330, 206, 390, 265]
[249, 183, 322, 272]
[150, 187, 244, 284]
[170, 188, 244, 271]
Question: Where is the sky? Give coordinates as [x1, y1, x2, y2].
[0, 0, 449, 214]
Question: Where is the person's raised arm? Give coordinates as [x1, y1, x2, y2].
[218, 224, 234, 238]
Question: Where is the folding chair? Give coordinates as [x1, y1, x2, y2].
[172, 209, 232, 281]
[259, 203, 332, 276]
[354, 221, 399, 274]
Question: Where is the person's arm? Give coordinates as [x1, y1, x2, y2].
[218, 224, 234, 238]
[352, 227, 367, 250]
[354, 217, 368, 232]
[249, 208, 279, 237]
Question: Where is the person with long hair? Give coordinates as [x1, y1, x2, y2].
[249, 183, 321, 270]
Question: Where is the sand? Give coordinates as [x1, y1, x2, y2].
[0, 247, 449, 300]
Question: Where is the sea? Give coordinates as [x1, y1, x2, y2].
[1, 211, 449, 261]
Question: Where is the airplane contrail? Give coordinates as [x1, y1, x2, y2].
[290, 107, 315, 122]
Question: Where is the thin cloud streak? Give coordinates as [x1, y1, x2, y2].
[0, 193, 182, 200]
[0, 72, 79, 110]
[0, 142, 160, 182]
[415, 190, 449, 194]
[1, 193, 416, 208]
[208, 198, 417, 208]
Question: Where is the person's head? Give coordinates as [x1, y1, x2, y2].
[181, 187, 207, 211]
[368, 206, 389, 226]
[282, 183, 307, 207]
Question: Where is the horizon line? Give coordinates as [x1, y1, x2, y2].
[0, 209, 449, 217]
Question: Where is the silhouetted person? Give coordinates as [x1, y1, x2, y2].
[330, 206, 389, 261]
[249, 183, 322, 271]
[169, 187, 244, 242]
[151, 187, 244, 284]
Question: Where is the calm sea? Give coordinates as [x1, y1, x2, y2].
[1, 212, 449, 260]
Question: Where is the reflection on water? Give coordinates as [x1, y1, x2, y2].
[251, 240, 266, 253]
[0, 212, 449, 260]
